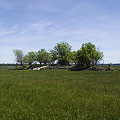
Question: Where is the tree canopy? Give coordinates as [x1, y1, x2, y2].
[54, 41, 72, 65]
[24, 51, 36, 66]
[13, 49, 24, 66]
[37, 49, 50, 66]
[49, 49, 58, 65]
[13, 42, 104, 70]
[76, 42, 103, 69]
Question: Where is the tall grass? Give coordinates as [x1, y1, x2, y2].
[0, 67, 120, 119]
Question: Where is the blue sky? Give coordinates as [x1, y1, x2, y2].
[0, 0, 120, 63]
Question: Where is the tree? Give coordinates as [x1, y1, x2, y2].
[13, 49, 24, 65]
[49, 49, 58, 65]
[54, 41, 72, 65]
[76, 42, 103, 69]
[24, 51, 36, 66]
[23, 55, 28, 65]
[42, 51, 50, 65]
[71, 51, 77, 65]
[37, 49, 50, 66]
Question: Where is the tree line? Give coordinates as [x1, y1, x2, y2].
[13, 41, 103, 70]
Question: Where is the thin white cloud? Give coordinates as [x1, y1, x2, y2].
[0, 25, 17, 35]
[21, 21, 54, 34]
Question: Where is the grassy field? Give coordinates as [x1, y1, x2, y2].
[0, 67, 120, 120]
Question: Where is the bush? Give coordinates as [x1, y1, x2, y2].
[15, 64, 19, 69]
[105, 64, 112, 71]
[22, 65, 28, 70]
[45, 66, 49, 69]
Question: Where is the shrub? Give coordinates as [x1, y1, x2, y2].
[22, 65, 28, 70]
[15, 64, 19, 69]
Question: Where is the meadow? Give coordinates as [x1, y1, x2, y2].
[0, 67, 120, 120]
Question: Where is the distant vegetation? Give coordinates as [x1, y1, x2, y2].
[13, 42, 104, 70]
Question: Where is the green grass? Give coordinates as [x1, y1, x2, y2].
[0, 67, 120, 120]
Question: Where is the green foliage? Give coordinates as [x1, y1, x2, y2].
[45, 66, 49, 69]
[105, 64, 113, 71]
[71, 51, 77, 64]
[42, 51, 50, 65]
[76, 42, 103, 69]
[24, 51, 36, 66]
[13, 49, 24, 65]
[49, 49, 58, 64]
[107, 64, 112, 70]
[54, 41, 72, 65]
[22, 64, 28, 70]
[23, 55, 28, 64]
[15, 64, 19, 69]
[37, 49, 50, 66]
[13, 42, 104, 68]
[0, 68, 120, 119]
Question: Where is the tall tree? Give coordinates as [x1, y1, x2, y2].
[24, 51, 36, 66]
[42, 51, 50, 65]
[13, 49, 24, 65]
[37, 49, 50, 66]
[76, 42, 103, 69]
[49, 49, 58, 65]
[23, 55, 28, 65]
[54, 41, 72, 65]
